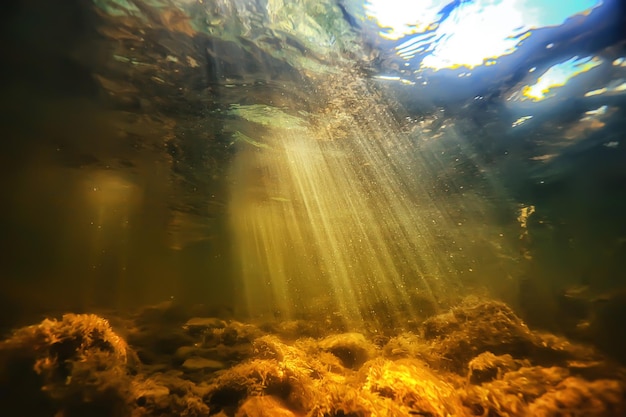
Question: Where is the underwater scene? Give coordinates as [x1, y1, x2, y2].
[1, 0, 626, 416]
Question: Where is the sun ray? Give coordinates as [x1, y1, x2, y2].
[228, 70, 518, 329]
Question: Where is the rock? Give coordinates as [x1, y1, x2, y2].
[184, 318, 225, 328]
[226, 321, 265, 344]
[319, 332, 378, 369]
[467, 352, 525, 384]
[236, 396, 297, 417]
[0, 314, 133, 417]
[133, 378, 171, 409]
[362, 358, 464, 417]
[528, 377, 625, 416]
[421, 299, 541, 373]
[174, 345, 200, 361]
[183, 317, 226, 333]
[182, 356, 226, 371]
[221, 327, 239, 346]
[382, 332, 424, 359]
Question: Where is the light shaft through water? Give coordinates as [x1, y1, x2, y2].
[229, 70, 515, 329]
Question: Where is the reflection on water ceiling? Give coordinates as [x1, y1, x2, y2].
[364, 0, 603, 70]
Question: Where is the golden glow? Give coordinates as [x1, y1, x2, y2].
[228, 72, 518, 327]
[82, 170, 143, 300]
[86, 171, 140, 208]
[613, 57, 626, 67]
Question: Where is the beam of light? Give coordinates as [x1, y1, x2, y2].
[228, 71, 520, 329]
[365, 0, 603, 70]
[83, 170, 142, 303]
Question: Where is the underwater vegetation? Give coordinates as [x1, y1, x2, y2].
[1, 297, 624, 417]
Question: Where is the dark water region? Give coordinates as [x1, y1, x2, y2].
[1, 0, 238, 321]
[1, 0, 626, 416]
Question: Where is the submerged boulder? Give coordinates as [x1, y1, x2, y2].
[0, 314, 133, 417]
[1, 298, 625, 417]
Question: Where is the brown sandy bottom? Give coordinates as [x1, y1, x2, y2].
[1, 297, 625, 417]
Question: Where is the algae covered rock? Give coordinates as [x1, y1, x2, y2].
[2, 298, 625, 417]
[468, 352, 527, 384]
[422, 298, 542, 372]
[528, 377, 625, 417]
[319, 332, 378, 369]
[183, 317, 227, 336]
[0, 313, 134, 417]
[461, 365, 626, 417]
[362, 357, 464, 417]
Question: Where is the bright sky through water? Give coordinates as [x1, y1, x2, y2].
[365, 0, 603, 70]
